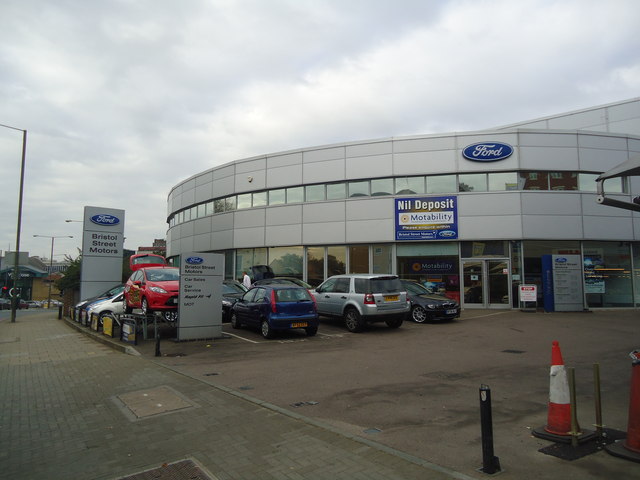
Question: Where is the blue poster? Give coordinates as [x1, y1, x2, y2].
[395, 196, 458, 241]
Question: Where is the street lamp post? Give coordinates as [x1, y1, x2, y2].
[33, 235, 73, 309]
[0, 123, 27, 323]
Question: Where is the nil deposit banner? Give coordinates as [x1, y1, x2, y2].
[395, 196, 458, 241]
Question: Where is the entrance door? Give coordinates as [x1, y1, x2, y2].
[462, 259, 510, 308]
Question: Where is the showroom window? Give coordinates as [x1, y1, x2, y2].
[327, 246, 346, 276]
[305, 184, 325, 202]
[253, 191, 267, 207]
[327, 183, 347, 200]
[459, 173, 487, 192]
[519, 171, 548, 190]
[549, 172, 578, 190]
[269, 189, 286, 205]
[287, 186, 304, 203]
[237, 193, 251, 209]
[372, 244, 393, 274]
[224, 196, 236, 211]
[307, 247, 325, 287]
[349, 245, 369, 273]
[269, 247, 304, 279]
[427, 175, 456, 193]
[348, 181, 370, 198]
[584, 241, 633, 308]
[371, 178, 394, 196]
[488, 172, 518, 191]
[634, 242, 640, 307]
[396, 176, 425, 195]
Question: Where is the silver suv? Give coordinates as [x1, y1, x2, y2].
[312, 274, 409, 332]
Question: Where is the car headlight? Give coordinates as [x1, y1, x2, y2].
[222, 299, 232, 307]
[149, 286, 168, 294]
[425, 303, 437, 309]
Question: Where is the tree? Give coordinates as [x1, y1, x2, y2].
[55, 253, 81, 293]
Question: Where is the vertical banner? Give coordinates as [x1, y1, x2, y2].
[80, 206, 125, 301]
[178, 252, 223, 341]
[395, 196, 458, 241]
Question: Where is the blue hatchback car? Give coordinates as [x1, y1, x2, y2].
[230, 285, 319, 339]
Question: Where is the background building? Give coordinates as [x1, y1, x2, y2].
[166, 98, 640, 310]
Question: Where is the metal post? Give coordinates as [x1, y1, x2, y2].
[594, 363, 604, 438]
[568, 367, 580, 447]
[154, 316, 161, 357]
[479, 384, 501, 474]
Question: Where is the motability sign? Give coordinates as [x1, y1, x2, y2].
[395, 196, 458, 241]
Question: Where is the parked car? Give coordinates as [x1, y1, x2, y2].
[400, 280, 461, 323]
[75, 284, 124, 323]
[252, 277, 312, 289]
[124, 266, 179, 322]
[312, 274, 409, 332]
[222, 280, 248, 322]
[86, 292, 125, 325]
[0, 298, 10, 310]
[230, 284, 319, 339]
[25, 300, 42, 308]
[129, 253, 168, 272]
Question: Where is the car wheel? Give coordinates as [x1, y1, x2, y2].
[411, 306, 429, 323]
[141, 297, 151, 316]
[306, 326, 318, 337]
[344, 308, 364, 332]
[163, 311, 178, 323]
[261, 319, 274, 339]
[385, 316, 404, 328]
[231, 312, 241, 329]
[98, 312, 112, 326]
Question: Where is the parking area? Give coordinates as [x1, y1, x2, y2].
[121, 309, 639, 479]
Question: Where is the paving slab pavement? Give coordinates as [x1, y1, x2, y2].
[0, 309, 475, 480]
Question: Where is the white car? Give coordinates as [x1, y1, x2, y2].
[86, 292, 125, 324]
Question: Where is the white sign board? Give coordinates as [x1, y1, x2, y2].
[80, 206, 125, 301]
[178, 252, 223, 341]
[552, 254, 584, 311]
[519, 285, 537, 302]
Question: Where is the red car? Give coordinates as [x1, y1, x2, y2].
[129, 253, 168, 272]
[124, 266, 179, 321]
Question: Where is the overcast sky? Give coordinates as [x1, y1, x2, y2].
[1, 0, 639, 260]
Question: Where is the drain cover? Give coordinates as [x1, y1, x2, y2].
[117, 459, 216, 480]
[117, 386, 194, 419]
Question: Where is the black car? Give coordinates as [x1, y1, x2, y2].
[222, 280, 248, 322]
[252, 277, 312, 289]
[400, 280, 460, 323]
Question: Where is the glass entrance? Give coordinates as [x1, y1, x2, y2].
[462, 259, 510, 308]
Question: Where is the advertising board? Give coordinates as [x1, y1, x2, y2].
[395, 196, 458, 241]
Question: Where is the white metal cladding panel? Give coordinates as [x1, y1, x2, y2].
[346, 141, 392, 157]
[266, 205, 303, 225]
[303, 157, 346, 183]
[235, 169, 266, 193]
[302, 221, 346, 244]
[195, 182, 213, 203]
[609, 100, 640, 121]
[303, 146, 345, 163]
[393, 135, 456, 153]
[234, 209, 265, 228]
[179, 236, 195, 253]
[458, 193, 522, 216]
[234, 226, 265, 248]
[547, 109, 607, 130]
[195, 171, 214, 186]
[457, 215, 523, 239]
[179, 220, 195, 238]
[266, 163, 303, 188]
[393, 150, 456, 175]
[579, 148, 630, 172]
[213, 163, 235, 180]
[346, 154, 393, 179]
[522, 215, 584, 238]
[518, 132, 578, 147]
[518, 145, 578, 170]
[212, 176, 236, 197]
[631, 139, 640, 152]
[583, 215, 635, 240]
[267, 151, 303, 168]
[346, 219, 394, 242]
[578, 133, 629, 150]
[521, 192, 582, 215]
[611, 118, 640, 136]
[211, 212, 235, 232]
[181, 177, 197, 192]
[346, 198, 393, 221]
[180, 188, 196, 210]
[167, 238, 179, 257]
[582, 193, 635, 217]
[303, 202, 346, 223]
[194, 216, 212, 235]
[235, 157, 266, 173]
[212, 230, 233, 250]
[459, 132, 519, 150]
[266, 224, 303, 245]
[193, 233, 213, 252]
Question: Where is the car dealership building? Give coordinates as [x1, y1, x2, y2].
[167, 98, 640, 310]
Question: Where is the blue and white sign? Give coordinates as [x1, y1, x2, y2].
[462, 142, 513, 162]
[395, 196, 458, 241]
[90, 214, 121, 226]
[185, 256, 204, 265]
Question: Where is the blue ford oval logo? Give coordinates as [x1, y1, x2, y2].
[463, 142, 513, 162]
[186, 256, 204, 265]
[555, 257, 568, 263]
[90, 214, 120, 226]
[438, 230, 457, 238]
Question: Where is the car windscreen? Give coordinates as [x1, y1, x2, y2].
[403, 282, 429, 295]
[275, 288, 313, 302]
[355, 277, 403, 294]
[223, 283, 246, 294]
[145, 268, 179, 282]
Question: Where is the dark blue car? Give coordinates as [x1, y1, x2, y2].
[230, 285, 319, 339]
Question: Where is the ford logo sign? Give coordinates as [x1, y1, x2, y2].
[90, 214, 120, 226]
[555, 257, 568, 263]
[186, 256, 204, 265]
[438, 230, 457, 238]
[463, 142, 513, 162]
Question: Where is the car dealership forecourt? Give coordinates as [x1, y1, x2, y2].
[166, 97, 640, 311]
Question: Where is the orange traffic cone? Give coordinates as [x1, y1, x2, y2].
[533, 341, 595, 444]
[606, 350, 640, 462]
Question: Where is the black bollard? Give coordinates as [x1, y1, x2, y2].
[155, 329, 161, 357]
[479, 384, 501, 474]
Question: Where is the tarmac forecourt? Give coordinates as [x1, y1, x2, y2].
[3, 308, 640, 480]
